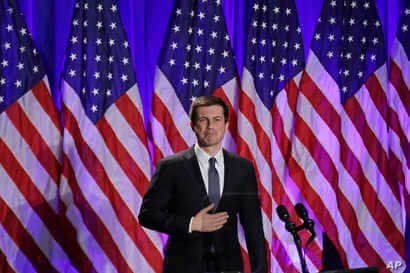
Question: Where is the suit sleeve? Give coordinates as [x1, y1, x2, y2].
[138, 160, 191, 235]
[239, 162, 268, 273]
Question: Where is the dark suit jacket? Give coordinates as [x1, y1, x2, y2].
[139, 147, 267, 273]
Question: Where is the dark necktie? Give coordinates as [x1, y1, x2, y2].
[208, 157, 220, 207]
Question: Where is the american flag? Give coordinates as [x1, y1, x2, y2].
[150, 0, 239, 165]
[388, 2, 409, 220]
[60, 0, 163, 272]
[290, 0, 406, 272]
[0, 1, 78, 272]
[238, 0, 325, 272]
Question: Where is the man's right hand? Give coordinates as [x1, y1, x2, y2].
[191, 203, 229, 232]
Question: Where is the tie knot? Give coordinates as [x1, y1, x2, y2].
[209, 157, 216, 167]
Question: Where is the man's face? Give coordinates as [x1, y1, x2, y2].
[192, 105, 228, 149]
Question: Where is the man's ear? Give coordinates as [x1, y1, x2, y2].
[190, 121, 194, 130]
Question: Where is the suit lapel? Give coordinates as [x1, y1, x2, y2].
[183, 147, 209, 204]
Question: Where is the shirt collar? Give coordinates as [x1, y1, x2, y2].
[194, 143, 224, 166]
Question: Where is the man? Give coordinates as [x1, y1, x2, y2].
[139, 96, 267, 273]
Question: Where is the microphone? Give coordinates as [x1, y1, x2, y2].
[294, 203, 316, 245]
[276, 205, 297, 235]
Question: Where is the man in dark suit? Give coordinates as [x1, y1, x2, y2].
[139, 96, 267, 273]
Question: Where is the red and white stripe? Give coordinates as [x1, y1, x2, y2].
[238, 68, 323, 273]
[290, 51, 406, 272]
[388, 38, 410, 217]
[0, 78, 87, 273]
[60, 80, 164, 273]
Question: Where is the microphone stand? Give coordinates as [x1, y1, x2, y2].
[289, 224, 309, 273]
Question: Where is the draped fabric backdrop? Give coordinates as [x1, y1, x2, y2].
[1, 0, 408, 273]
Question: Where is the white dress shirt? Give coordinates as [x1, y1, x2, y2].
[189, 144, 225, 232]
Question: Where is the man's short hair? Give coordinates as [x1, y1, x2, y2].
[189, 96, 229, 123]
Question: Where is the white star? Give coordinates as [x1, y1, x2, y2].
[358, 71, 363, 78]
[279, 74, 285, 81]
[124, 41, 129, 48]
[168, 59, 175, 66]
[284, 25, 290, 32]
[181, 78, 188, 85]
[281, 58, 287, 65]
[107, 73, 113, 80]
[20, 28, 27, 36]
[184, 61, 190, 68]
[405, 8, 410, 15]
[91, 105, 98, 112]
[84, 3, 88, 9]
[94, 72, 100, 79]
[213, 15, 220, 22]
[69, 69, 76, 77]
[372, 37, 378, 45]
[402, 24, 408, 32]
[273, 7, 280, 14]
[122, 57, 129, 65]
[292, 59, 298, 66]
[121, 74, 128, 82]
[374, 21, 381, 27]
[363, 20, 368, 27]
[361, 37, 366, 44]
[192, 79, 199, 87]
[71, 36, 78, 44]
[106, 90, 112, 96]
[360, 54, 365, 61]
[349, 18, 355, 25]
[176, 9, 182, 15]
[109, 56, 114, 63]
[83, 37, 87, 44]
[259, 56, 266, 63]
[190, 10, 195, 17]
[83, 21, 88, 27]
[252, 20, 258, 28]
[4, 42, 11, 50]
[251, 38, 257, 44]
[194, 62, 200, 70]
[329, 17, 336, 24]
[222, 51, 229, 58]
[294, 43, 301, 50]
[219, 66, 226, 73]
[342, 86, 348, 93]
[343, 70, 350, 76]
[283, 41, 288, 48]
[18, 46, 25, 53]
[7, 8, 13, 14]
[0, 78, 6, 85]
[253, 3, 259, 11]
[260, 39, 266, 46]
[195, 45, 202, 53]
[205, 64, 212, 71]
[272, 24, 278, 31]
[345, 52, 352, 59]
[258, 73, 264, 79]
[261, 22, 267, 29]
[314, 33, 321, 40]
[371, 54, 376, 61]
[95, 55, 102, 62]
[330, 0, 336, 7]
[14, 80, 22, 88]
[109, 39, 115, 46]
[272, 40, 276, 47]
[348, 36, 354, 42]
[97, 4, 103, 12]
[33, 66, 39, 73]
[211, 32, 218, 39]
[111, 5, 117, 12]
[186, 44, 192, 51]
[173, 25, 180, 33]
[6, 25, 13, 31]
[197, 28, 204, 36]
[327, 51, 334, 58]
[110, 22, 117, 30]
[92, 88, 99, 95]
[1, 59, 8, 67]
[96, 21, 103, 29]
[204, 81, 209, 88]
[328, 34, 335, 41]
[96, 38, 102, 45]
[171, 42, 178, 49]
[285, 8, 291, 15]
[0, 96, 3, 103]
[17, 62, 24, 70]
[225, 34, 230, 41]
[198, 12, 205, 19]
[188, 27, 193, 34]
[351, 1, 357, 8]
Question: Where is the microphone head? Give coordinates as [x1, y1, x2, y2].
[294, 203, 308, 219]
[276, 205, 290, 222]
